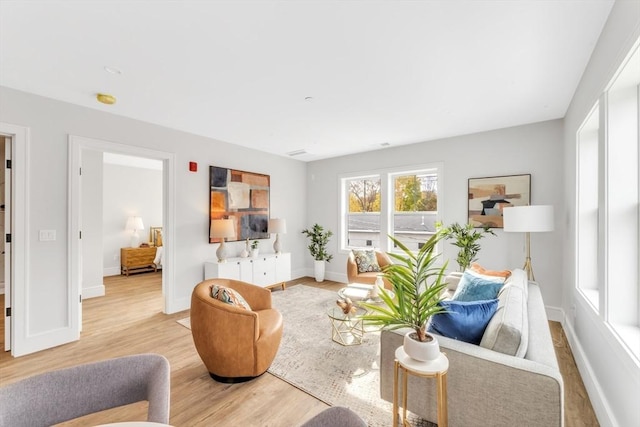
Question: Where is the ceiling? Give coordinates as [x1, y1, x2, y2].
[0, 1, 614, 161]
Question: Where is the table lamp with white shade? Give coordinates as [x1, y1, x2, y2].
[125, 216, 145, 248]
[269, 218, 287, 254]
[503, 205, 554, 281]
[210, 219, 236, 263]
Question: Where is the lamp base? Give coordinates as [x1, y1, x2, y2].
[273, 234, 282, 254]
[130, 231, 140, 248]
[216, 239, 228, 263]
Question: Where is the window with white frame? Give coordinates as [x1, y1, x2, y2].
[340, 165, 441, 252]
[605, 42, 639, 354]
[390, 170, 438, 251]
[344, 175, 382, 248]
[576, 39, 640, 361]
[576, 103, 600, 310]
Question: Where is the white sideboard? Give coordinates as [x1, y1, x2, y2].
[204, 253, 291, 290]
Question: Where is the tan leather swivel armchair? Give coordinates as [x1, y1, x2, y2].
[190, 279, 283, 383]
[346, 250, 392, 289]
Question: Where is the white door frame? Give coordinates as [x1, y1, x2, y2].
[4, 136, 12, 351]
[0, 123, 29, 356]
[69, 135, 176, 319]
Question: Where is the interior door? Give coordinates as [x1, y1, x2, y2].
[4, 137, 12, 351]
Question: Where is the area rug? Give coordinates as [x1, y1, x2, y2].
[268, 285, 433, 427]
[176, 285, 433, 426]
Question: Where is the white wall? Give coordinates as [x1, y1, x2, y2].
[0, 86, 308, 354]
[81, 149, 104, 298]
[102, 162, 162, 276]
[306, 119, 565, 311]
[562, 1, 640, 426]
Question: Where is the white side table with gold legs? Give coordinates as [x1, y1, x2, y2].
[393, 346, 449, 427]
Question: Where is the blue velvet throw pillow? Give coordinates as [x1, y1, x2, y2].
[428, 299, 499, 345]
[451, 270, 504, 302]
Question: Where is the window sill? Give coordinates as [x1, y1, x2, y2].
[577, 288, 599, 313]
[609, 323, 640, 366]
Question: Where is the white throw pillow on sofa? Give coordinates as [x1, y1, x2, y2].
[480, 273, 529, 357]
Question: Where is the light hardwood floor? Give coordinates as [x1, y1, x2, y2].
[0, 274, 598, 426]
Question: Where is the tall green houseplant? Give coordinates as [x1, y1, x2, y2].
[301, 224, 333, 262]
[436, 222, 495, 271]
[361, 232, 448, 346]
[302, 224, 333, 282]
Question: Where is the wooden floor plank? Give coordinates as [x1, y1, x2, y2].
[0, 274, 598, 426]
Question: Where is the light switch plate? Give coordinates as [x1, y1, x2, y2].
[39, 230, 56, 241]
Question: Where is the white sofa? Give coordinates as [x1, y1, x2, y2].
[379, 269, 564, 427]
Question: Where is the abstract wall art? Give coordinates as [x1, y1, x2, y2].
[468, 174, 531, 228]
[209, 166, 270, 242]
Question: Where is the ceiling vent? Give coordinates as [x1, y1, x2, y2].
[287, 149, 308, 157]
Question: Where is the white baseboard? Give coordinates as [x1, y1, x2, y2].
[103, 267, 121, 277]
[545, 305, 563, 322]
[562, 314, 616, 427]
[82, 284, 105, 299]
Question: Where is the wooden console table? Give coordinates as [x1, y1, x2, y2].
[121, 247, 158, 276]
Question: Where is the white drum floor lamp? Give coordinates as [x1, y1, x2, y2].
[503, 205, 554, 281]
[210, 219, 236, 263]
[269, 218, 287, 254]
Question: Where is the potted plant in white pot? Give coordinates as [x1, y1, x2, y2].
[250, 240, 259, 258]
[301, 224, 333, 282]
[361, 231, 449, 361]
[436, 221, 495, 272]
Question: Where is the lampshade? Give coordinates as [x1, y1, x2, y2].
[125, 216, 144, 231]
[210, 219, 236, 239]
[268, 218, 287, 234]
[503, 205, 554, 232]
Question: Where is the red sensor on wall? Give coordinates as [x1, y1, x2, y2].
[189, 161, 198, 172]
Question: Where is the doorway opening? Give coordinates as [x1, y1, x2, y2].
[80, 150, 165, 332]
[69, 135, 176, 341]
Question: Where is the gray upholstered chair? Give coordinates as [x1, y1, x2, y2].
[0, 353, 170, 427]
[300, 407, 367, 427]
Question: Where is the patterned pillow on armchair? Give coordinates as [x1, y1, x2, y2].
[352, 249, 381, 273]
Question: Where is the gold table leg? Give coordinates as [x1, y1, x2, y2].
[437, 371, 448, 427]
[393, 360, 399, 427]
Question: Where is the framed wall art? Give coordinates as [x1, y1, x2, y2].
[209, 166, 270, 243]
[468, 174, 531, 228]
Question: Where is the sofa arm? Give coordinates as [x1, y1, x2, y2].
[380, 329, 564, 427]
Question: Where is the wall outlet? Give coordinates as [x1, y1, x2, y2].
[113, 253, 120, 260]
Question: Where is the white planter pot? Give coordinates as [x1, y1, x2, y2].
[314, 260, 325, 282]
[251, 248, 259, 258]
[403, 331, 440, 361]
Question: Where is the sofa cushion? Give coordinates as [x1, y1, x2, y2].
[480, 281, 528, 357]
[352, 249, 381, 273]
[428, 299, 499, 345]
[210, 285, 251, 310]
[451, 270, 505, 302]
